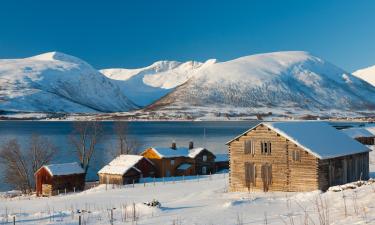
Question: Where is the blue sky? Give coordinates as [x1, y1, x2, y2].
[0, 0, 374, 71]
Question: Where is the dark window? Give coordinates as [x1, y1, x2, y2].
[261, 141, 271, 155]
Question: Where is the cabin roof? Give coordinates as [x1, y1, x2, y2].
[342, 126, 375, 138]
[226, 121, 370, 159]
[145, 147, 209, 159]
[98, 155, 148, 175]
[41, 162, 85, 176]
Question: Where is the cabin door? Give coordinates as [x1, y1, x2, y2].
[261, 163, 272, 192]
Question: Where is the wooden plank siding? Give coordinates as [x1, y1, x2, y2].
[229, 124, 370, 192]
[229, 124, 318, 192]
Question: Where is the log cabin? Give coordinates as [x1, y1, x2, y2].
[141, 142, 216, 177]
[98, 155, 156, 185]
[227, 122, 371, 192]
[342, 127, 375, 145]
[35, 162, 85, 196]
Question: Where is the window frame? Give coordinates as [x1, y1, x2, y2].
[261, 141, 272, 155]
[244, 140, 255, 155]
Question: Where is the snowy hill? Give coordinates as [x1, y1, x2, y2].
[101, 59, 216, 106]
[147, 51, 375, 117]
[353, 65, 375, 87]
[0, 52, 138, 113]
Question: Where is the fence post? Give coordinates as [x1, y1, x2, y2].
[110, 209, 114, 225]
[57, 189, 59, 195]
[13, 216, 15, 225]
[153, 177, 156, 186]
[74, 187, 76, 193]
[65, 188, 67, 195]
[79, 215, 81, 225]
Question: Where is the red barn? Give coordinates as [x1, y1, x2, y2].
[98, 155, 156, 184]
[35, 162, 85, 196]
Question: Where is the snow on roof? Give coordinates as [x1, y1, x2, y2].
[43, 162, 84, 176]
[98, 155, 145, 175]
[215, 154, 229, 162]
[227, 121, 370, 159]
[148, 147, 208, 159]
[342, 127, 375, 138]
[177, 163, 192, 170]
[187, 147, 205, 158]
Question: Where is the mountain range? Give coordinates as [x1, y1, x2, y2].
[1, 51, 375, 119]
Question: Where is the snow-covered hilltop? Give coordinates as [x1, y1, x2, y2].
[100, 59, 216, 106]
[1, 51, 375, 119]
[0, 52, 138, 114]
[353, 65, 375, 87]
[147, 51, 375, 118]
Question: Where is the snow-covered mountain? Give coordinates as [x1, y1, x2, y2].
[0, 52, 137, 113]
[353, 65, 375, 87]
[100, 59, 216, 106]
[147, 51, 375, 117]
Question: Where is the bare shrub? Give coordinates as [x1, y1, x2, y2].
[0, 135, 57, 193]
[70, 121, 103, 175]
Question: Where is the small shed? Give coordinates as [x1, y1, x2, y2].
[35, 162, 85, 196]
[227, 122, 371, 192]
[98, 155, 156, 185]
[342, 127, 375, 145]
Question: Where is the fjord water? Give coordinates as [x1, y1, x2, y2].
[0, 121, 258, 191]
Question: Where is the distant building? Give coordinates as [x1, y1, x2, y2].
[227, 122, 371, 192]
[215, 153, 229, 172]
[98, 155, 156, 185]
[35, 162, 85, 196]
[141, 142, 216, 177]
[342, 127, 375, 145]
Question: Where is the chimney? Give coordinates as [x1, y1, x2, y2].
[189, 141, 194, 149]
[171, 141, 177, 150]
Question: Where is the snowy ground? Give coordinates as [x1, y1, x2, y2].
[0, 174, 375, 224]
[1, 148, 374, 225]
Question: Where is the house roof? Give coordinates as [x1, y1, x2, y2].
[342, 126, 375, 138]
[144, 146, 209, 159]
[98, 155, 148, 175]
[41, 162, 85, 176]
[226, 121, 370, 160]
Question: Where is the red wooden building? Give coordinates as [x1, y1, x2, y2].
[35, 162, 85, 196]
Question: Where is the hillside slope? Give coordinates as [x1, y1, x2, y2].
[353, 65, 375, 87]
[101, 59, 216, 106]
[0, 52, 137, 113]
[147, 51, 375, 117]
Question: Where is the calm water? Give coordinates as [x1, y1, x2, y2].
[0, 121, 258, 191]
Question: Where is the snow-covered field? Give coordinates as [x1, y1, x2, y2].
[1, 148, 375, 225]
